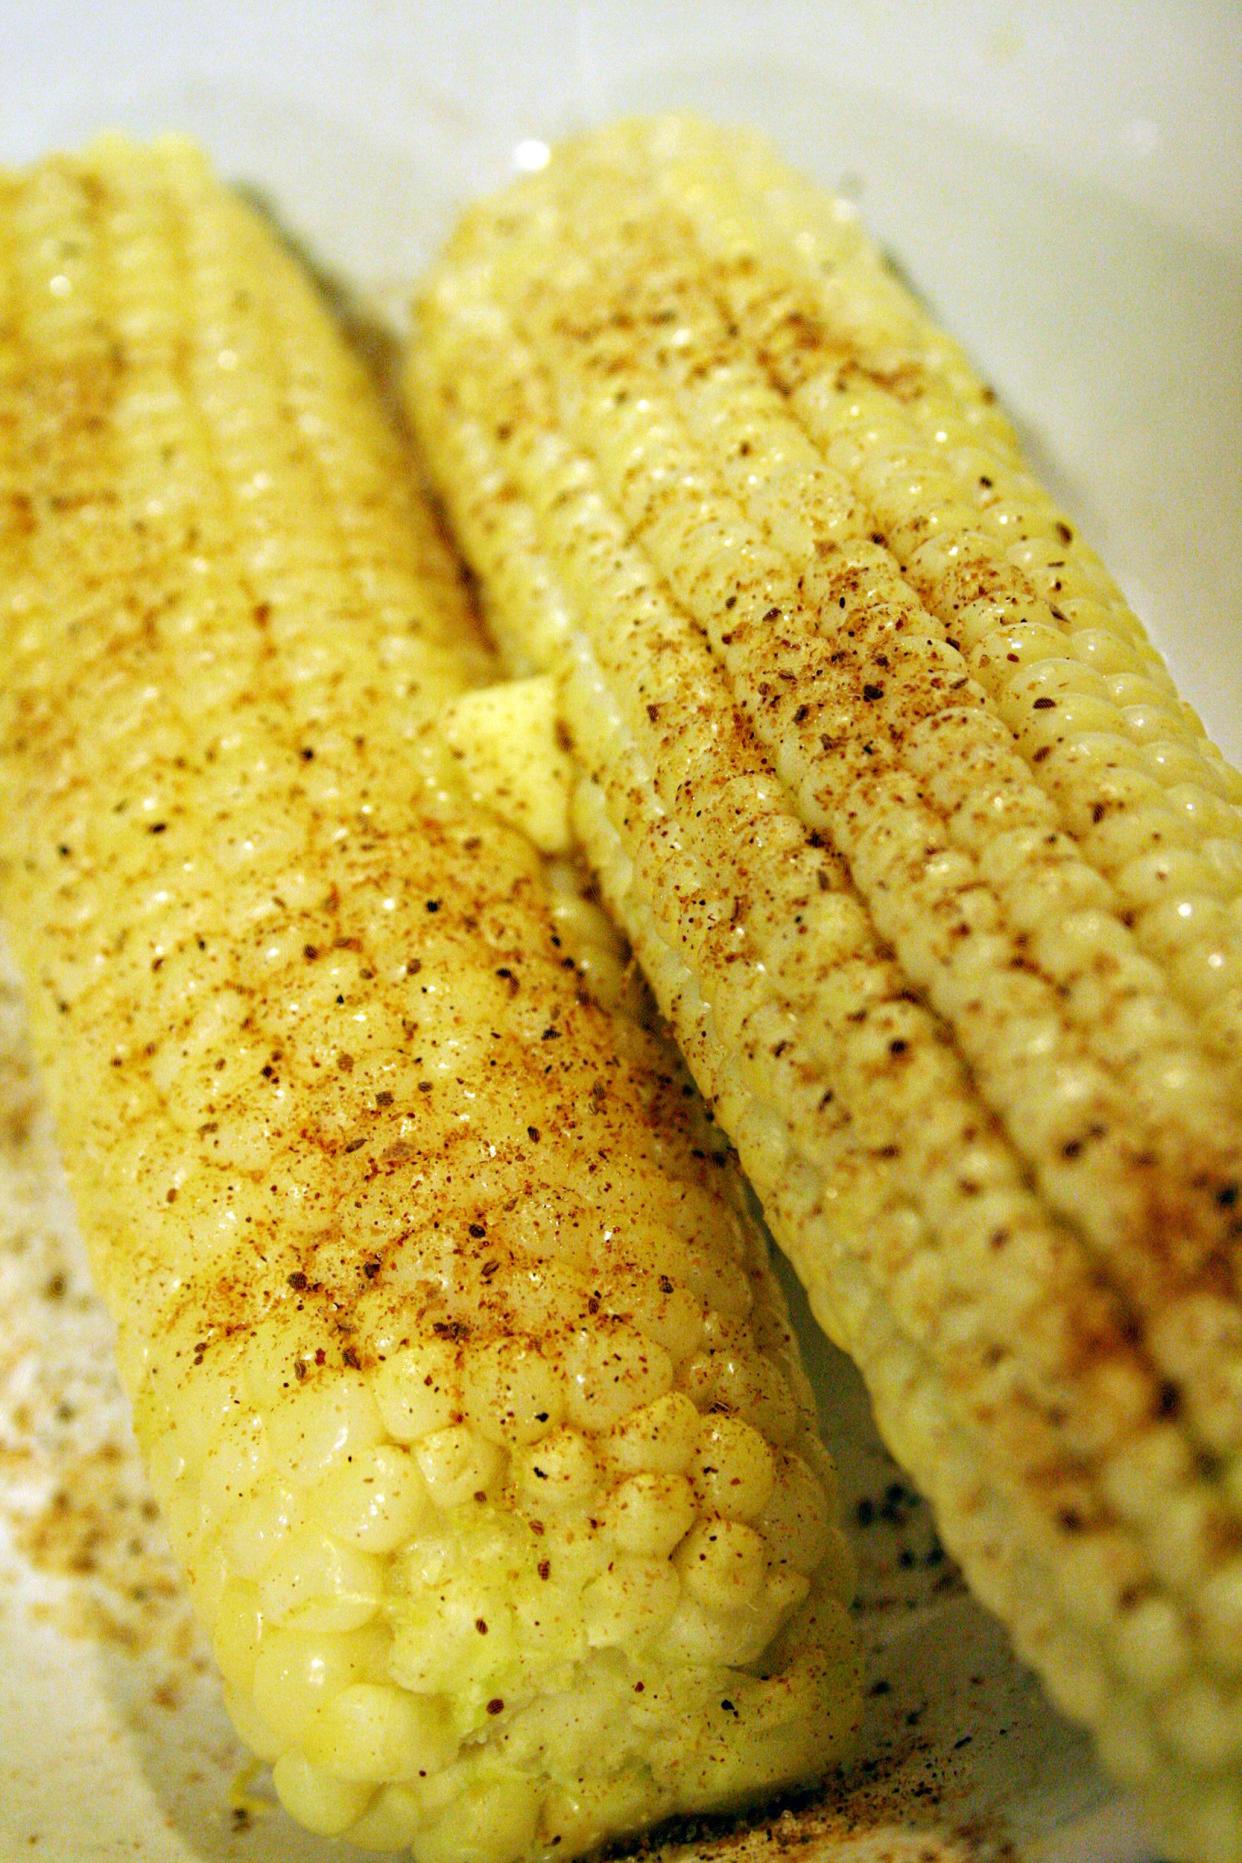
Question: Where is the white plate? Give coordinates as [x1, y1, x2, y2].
[2, 3, 1238, 1858]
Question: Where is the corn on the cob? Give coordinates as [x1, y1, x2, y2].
[408, 114, 1242, 1863]
[0, 136, 860, 1861]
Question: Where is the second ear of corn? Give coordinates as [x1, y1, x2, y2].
[409, 115, 1242, 1863]
[0, 138, 860, 1860]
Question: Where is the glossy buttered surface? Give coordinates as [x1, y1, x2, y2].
[1, 5, 1237, 1860]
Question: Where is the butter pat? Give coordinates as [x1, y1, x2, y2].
[442, 675, 573, 855]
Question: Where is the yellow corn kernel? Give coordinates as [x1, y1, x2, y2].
[343, 1783, 427, 1852]
[314, 1443, 435, 1553]
[583, 1554, 681, 1648]
[510, 1425, 601, 1510]
[690, 1415, 776, 1521]
[211, 1579, 264, 1692]
[602, 1472, 696, 1557]
[414, 1424, 505, 1509]
[676, 1516, 768, 1610]
[258, 1527, 383, 1633]
[600, 1391, 701, 1475]
[271, 1750, 376, 1837]
[461, 1336, 567, 1447]
[265, 1375, 386, 1488]
[373, 1342, 462, 1444]
[250, 1621, 390, 1749]
[415, 1773, 541, 1863]
[300, 1682, 457, 1783]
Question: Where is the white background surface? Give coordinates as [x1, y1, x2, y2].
[1, 3, 1239, 1859]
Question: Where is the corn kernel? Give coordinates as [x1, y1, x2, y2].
[301, 1682, 457, 1784]
[756, 1449, 832, 1573]
[602, 1472, 696, 1557]
[584, 1555, 681, 1648]
[676, 1517, 767, 1610]
[266, 1373, 386, 1486]
[221, 1681, 283, 1765]
[197, 1407, 268, 1529]
[461, 1335, 565, 1446]
[271, 1749, 375, 1837]
[690, 1416, 775, 1520]
[225, 1478, 303, 1582]
[211, 1578, 263, 1691]
[259, 1526, 382, 1632]
[345, 1782, 427, 1852]
[563, 1325, 674, 1430]
[374, 1341, 462, 1444]
[601, 1390, 700, 1475]
[414, 1423, 504, 1509]
[414, 1773, 540, 1863]
[511, 1425, 600, 1509]
[316, 1443, 434, 1552]
[251, 1620, 389, 1748]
